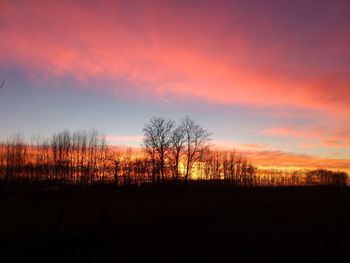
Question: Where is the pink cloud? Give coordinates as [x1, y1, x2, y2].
[260, 126, 325, 138]
[322, 139, 350, 149]
[261, 125, 350, 150]
[261, 127, 306, 138]
[1, 0, 349, 120]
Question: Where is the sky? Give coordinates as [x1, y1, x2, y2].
[0, 0, 349, 171]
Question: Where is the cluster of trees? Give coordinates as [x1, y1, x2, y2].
[142, 116, 211, 182]
[0, 130, 112, 184]
[199, 149, 256, 185]
[0, 116, 348, 187]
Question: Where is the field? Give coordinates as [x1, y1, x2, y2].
[1, 182, 349, 262]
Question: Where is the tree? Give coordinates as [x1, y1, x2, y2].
[142, 117, 175, 182]
[169, 123, 186, 180]
[181, 116, 211, 180]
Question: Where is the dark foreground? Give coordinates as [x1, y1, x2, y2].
[1, 182, 349, 262]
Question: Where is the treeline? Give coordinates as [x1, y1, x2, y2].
[0, 127, 256, 186]
[0, 117, 348, 186]
[0, 130, 112, 184]
[255, 168, 348, 187]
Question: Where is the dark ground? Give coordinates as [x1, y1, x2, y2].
[1, 182, 349, 262]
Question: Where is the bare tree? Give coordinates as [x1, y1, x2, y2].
[181, 116, 211, 180]
[169, 123, 186, 180]
[142, 117, 175, 182]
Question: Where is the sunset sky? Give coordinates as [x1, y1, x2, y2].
[0, 0, 349, 171]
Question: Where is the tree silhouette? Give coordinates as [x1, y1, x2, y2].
[181, 116, 211, 180]
[169, 122, 186, 180]
[142, 117, 174, 182]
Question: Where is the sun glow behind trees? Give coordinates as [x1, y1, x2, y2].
[142, 116, 211, 182]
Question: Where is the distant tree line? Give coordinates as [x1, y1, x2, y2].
[255, 168, 348, 187]
[0, 117, 347, 186]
